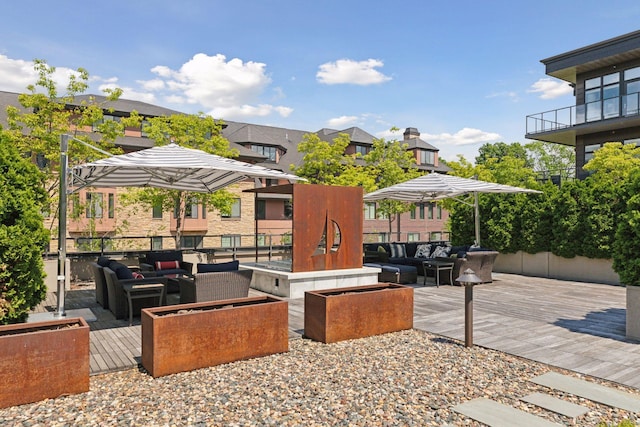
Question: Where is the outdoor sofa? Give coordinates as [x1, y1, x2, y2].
[363, 241, 498, 285]
[139, 250, 193, 292]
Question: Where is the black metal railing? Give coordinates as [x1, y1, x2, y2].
[526, 92, 640, 135]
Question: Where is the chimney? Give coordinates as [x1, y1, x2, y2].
[403, 127, 420, 140]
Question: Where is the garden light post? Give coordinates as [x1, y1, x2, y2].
[456, 268, 482, 347]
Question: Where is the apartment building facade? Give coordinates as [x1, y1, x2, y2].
[525, 30, 640, 177]
[0, 91, 450, 250]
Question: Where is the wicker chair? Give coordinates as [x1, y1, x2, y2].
[178, 270, 253, 304]
[90, 262, 109, 308]
[103, 266, 168, 319]
[439, 251, 499, 284]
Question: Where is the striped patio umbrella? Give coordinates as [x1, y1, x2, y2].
[71, 143, 303, 192]
[363, 173, 541, 245]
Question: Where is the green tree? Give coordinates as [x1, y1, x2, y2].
[0, 131, 50, 324]
[119, 113, 236, 249]
[613, 169, 640, 285]
[475, 142, 531, 167]
[363, 132, 421, 237]
[290, 133, 358, 185]
[4, 59, 134, 232]
[525, 140, 575, 181]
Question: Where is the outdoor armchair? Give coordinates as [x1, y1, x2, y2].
[179, 270, 253, 304]
[139, 250, 193, 280]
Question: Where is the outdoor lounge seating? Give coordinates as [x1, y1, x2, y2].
[139, 250, 193, 291]
[438, 250, 499, 284]
[90, 260, 109, 308]
[103, 262, 168, 320]
[178, 270, 253, 304]
[364, 263, 418, 284]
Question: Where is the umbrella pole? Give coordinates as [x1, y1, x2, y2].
[55, 134, 69, 317]
[474, 192, 480, 246]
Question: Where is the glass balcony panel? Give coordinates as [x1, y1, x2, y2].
[623, 94, 639, 116]
[586, 101, 602, 122]
[575, 104, 585, 124]
[603, 98, 620, 119]
[603, 84, 619, 99]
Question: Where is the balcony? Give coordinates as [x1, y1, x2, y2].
[526, 93, 640, 145]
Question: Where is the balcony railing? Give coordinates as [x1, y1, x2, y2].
[526, 93, 640, 135]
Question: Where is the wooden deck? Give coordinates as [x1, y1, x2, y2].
[30, 273, 640, 390]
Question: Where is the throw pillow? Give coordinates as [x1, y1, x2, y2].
[431, 245, 451, 258]
[197, 260, 240, 273]
[414, 244, 432, 258]
[377, 245, 387, 253]
[389, 243, 407, 258]
[155, 260, 180, 270]
[132, 272, 145, 279]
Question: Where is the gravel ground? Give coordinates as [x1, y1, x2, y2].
[0, 329, 638, 426]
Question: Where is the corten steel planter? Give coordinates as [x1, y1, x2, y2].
[141, 296, 289, 378]
[0, 317, 90, 409]
[304, 283, 413, 344]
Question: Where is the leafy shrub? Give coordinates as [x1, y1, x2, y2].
[613, 169, 640, 286]
[0, 132, 49, 323]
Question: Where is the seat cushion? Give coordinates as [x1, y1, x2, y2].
[155, 268, 190, 277]
[197, 261, 239, 273]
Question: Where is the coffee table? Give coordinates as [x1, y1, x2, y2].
[422, 259, 455, 287]
[122, 282, 165, 326]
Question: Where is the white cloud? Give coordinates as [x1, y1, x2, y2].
[0, 55, 85, 94]
[142, 53, 292, 120]
[528, 78, 573, 99]
[317, 59, 391, 85]
[327, 115, 358, 127]
[137, 78, 165, 91]
[486, 91, 518, 101]
[98, 82, 157, 104]
[421, 127, 502, 146]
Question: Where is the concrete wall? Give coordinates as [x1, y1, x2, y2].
[493, 251, 620, 285]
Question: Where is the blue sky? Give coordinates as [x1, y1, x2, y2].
[1, 1, 640, 162]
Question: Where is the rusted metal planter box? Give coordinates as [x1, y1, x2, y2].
[0, 317, 90, 409]
[304, 283, 413, 343]
[141, 296, 288, 378]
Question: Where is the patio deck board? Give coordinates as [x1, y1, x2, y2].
[35, 272, 640, 390]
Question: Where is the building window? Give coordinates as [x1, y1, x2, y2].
[185, 200, 199, 219]
[364, 203, 376, 220]
[141, 119, 150, 137]
[420, 150, 435, 165]
[221, 234, 241, 248]
[376, 233, 387, 243]
[180, 235, 203, 249]
[437, 205, 442, 220]
[410, 206, 416, 219]
[584, 72, 620, 121]
[428, 203, 434, 220]
[86, 192, 103, 218]
[152, 203, 163, 219]
[624, 66, 640, 116]
[151, 236, 163, 251]
[251, 145, 277, 161]
[108, 193, 115, 218]
[355, 145, 370, 156]
[265, 178, 279, 186]
[256, 200, 266, 220]
[419, 203, 425, 220]
[407, 233, 420, 242]
[256, 234, 267, 246]
[222, 198, 241, 218]
[584, 143, 601, 163]
[624, 138, 640, 146]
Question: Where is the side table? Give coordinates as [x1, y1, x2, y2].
[122, 283, 165, 326]
[422, 260, 455, 287]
